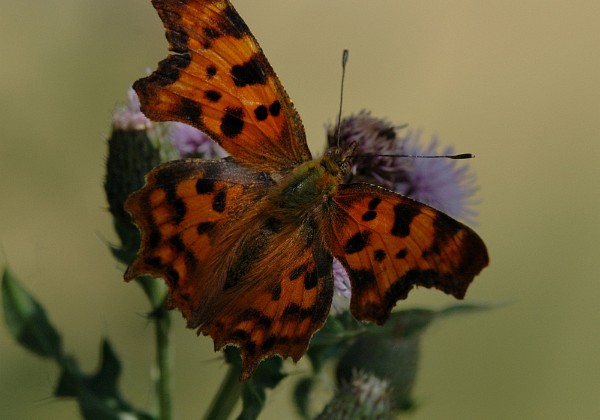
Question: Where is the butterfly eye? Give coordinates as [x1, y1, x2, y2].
[319, 157, 341, 177]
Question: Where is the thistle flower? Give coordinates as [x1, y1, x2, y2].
[394, 132, 479, 223]
[332, 258, 352, 313]
[168, 122, 227, 159]
[327, 110, 409, 189]
[328, 111, 478, 222]
[111, 87, 153, 131]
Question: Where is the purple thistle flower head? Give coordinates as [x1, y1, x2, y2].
[327, 111, 409, 190]
[393, 132, 479, 224]
[168, 122, 228, 159]
[112, 88, 154, 131]
[328, 111, 478, 222]
[332, 258, 352, 313]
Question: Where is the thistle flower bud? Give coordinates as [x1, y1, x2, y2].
[105, 90, 165, 264]
[335, 332, 419, 413]
[316, 370, 393, 420]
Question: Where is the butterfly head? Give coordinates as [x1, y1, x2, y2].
[323, 141, 358, 180]
[277, 142, 358, 208]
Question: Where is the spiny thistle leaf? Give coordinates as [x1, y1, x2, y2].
[2, 267, 153, 419]
[2, 267, 63, 359]
[55, 339, 154, 420]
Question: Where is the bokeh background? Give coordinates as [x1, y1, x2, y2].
[1, 0, 599, 418]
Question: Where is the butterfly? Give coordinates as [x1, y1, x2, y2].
[124, 0, 489, 381]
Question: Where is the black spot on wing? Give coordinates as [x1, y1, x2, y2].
[244, 341, 256, 356]
[362, 210, 377, 221]
[269, 100, 281, 117]
[145, 256, 163, 269]
[149, 230, 161, 248]
[374, 249, 386, 262]
[261, 336, 276, 351]
[221, 107, 244, 137]
[346, 268, 377, 297]
[204, 90, 222, 102]
[135, 54, 191, 94]
[196, 178, 216, 194]
[343, 231, 371, 254]
[212, 190, 227, 213]
[164, 185, 186, 224]
[174, 97, 202, 123]
[222, 4, 251, 38]
[391, 205, 420, 237]
[356, 193, 382, 223]
[282, 303, 313, 320]
[368, 197, 382, 210]
[290, 264, 308, 281]
[169, 235, 185, 253]
[254, 105, 268, 121]
[206, 65, 217, 78]
[304, 269, 318, 290]
[166, 266, 180, 284]
[164, 23, 189, 54]
[421, 243, 441, 258]
[231, 56, 267, 87]
[395, 248, 408, 259]
[239, 308, 273, 329]
[197, 222, 216, 235]
[271, 284, 281, 301]
[231, 329, 249, 341]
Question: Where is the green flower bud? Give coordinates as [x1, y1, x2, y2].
[104, 127, 161, 265]
[316, 370, 393, 420]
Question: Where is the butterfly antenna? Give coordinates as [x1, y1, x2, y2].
[332, 51, 473, 161]
[336, 49, 349, 147]
[355, 153, 475, 160]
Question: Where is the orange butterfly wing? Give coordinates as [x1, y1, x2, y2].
[125, 158, 336, 380]
[133, 0, 311, 172]
[203, 239, 333, 381]
[124, 159, 273, 321]
[325, 184, 489, 323]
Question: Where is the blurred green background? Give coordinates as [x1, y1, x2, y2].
[1, 0, 599, 418]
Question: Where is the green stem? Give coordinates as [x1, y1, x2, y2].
[138, 276, 172, 420]
[154, 306, 171, 420]
[203, 364, 243, 420]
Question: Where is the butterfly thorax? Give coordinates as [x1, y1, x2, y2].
[269, 144, 355, 213]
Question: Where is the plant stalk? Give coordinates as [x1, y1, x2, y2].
[203, 364, 243, 420]
[154, 307, 172, 420]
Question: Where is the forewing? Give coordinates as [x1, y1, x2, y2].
[124, 159, 272, 321]
[134, 0, 311, 172]
[325, 184, 489, 324]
